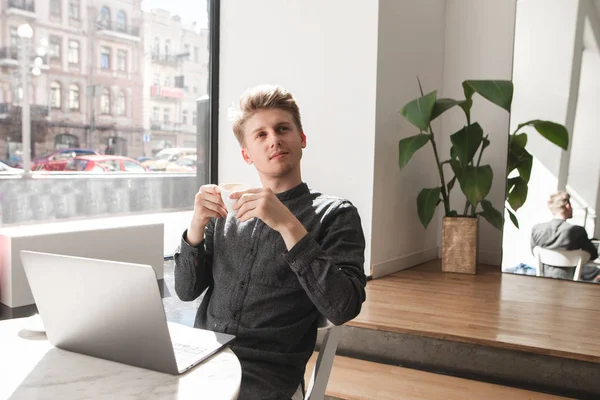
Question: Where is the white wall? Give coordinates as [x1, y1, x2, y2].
[568, 49, 600, 238]
[370, 0, 446, 278]
[441, 0, 517, 266]
[501, 0, 579, 270]
[218, 0, 379, 274]
[219, 0, 518, 277]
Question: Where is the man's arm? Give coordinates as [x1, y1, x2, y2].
[569, 225, 598, 260]
[173, 219, 215, 301]
[283, 201, 367, 326]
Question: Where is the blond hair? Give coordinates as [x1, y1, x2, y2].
[548, 191, 570, 215]
[228, 84, 303, 146]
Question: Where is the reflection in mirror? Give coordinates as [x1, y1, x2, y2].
[501, 0, 600, 284]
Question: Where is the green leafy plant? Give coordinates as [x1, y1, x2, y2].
[398, 79, 568, 231]
[505, 120, 568, 228]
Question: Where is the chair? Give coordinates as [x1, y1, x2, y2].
[304, 315, 342, 400]
[532, 247, 591, 281]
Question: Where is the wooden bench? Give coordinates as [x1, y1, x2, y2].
[305, 353, 570, 400]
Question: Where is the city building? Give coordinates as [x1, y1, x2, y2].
[0, 0, 145, 161]
[142, 8, 208, 157]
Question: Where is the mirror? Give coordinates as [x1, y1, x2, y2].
[501, 0, 600, 284]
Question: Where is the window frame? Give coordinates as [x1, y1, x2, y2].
[68, 84, 80, 111]
[68, 39, 80, 65]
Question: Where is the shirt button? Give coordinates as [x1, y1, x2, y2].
[233, 312, 238, 318]
[250, 248, 254, 253]
[291, 260, 296, 265]
[240, 281, 245, 287]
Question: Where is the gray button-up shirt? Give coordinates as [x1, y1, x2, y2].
[174, 182, 366, 399]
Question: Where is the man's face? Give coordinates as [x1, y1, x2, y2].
[565, 201, 573, 219]
[240, 108, 306, 179]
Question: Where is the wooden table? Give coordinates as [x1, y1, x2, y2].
[0, 317, 242, 399]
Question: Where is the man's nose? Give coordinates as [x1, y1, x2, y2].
[268, 131, 281, 147]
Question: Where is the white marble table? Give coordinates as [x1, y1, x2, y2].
[0, 317, 242, 400]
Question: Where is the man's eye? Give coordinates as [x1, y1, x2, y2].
[278, 126, 288, 132]
[257, 132, 266, 138]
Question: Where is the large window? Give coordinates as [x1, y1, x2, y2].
[100, 88, 111, 114]
[68, 40, 79, 65]
[69, 0, 80, 20]
[100, 47, 111, 69]
[68, 84, 80, 111]
[116, 10, 127, 31]
[50, 81, 62, 109]
[0, 1, 217, 261]
[116, 91, 126, 116]
[117, 50, 127, 72]
[49, 36, 61, 60]
[50, 0, 61, 17]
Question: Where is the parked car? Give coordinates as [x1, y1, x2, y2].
[0, 160, 22, 174]
[33, 148, 100, 171]
[65, 155, 149, 172]
[165, 155, 197, 172]
[142, 148, 197, 171]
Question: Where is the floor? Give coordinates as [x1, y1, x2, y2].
[0, 260, 202, 325]
[348, 260, 600, 363]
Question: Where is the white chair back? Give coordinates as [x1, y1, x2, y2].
[533, 247, 591, 281]
[304, 315, 342, 400]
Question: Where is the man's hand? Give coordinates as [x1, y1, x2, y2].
[230, 188, 308, 249]
[187, 184, 227, 246]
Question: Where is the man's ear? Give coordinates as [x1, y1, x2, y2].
[301, 132, 307, 148]
[241, 147, 253, 165]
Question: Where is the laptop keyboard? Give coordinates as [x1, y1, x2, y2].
[173, 342, 209, 368]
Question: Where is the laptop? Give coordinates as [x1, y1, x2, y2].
[20, 250, 235, 375]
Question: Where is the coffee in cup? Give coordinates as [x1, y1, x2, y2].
[219, 183, 250, 214]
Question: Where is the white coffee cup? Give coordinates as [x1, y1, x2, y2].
[219, 183, 250, 214]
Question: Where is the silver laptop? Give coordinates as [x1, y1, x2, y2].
[20, 250, 235, 375]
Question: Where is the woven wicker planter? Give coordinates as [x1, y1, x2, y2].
[441, 216, 478, 274]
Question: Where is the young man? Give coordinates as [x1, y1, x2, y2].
[173, 84, 367, 399]
[531, 191, 599, 281]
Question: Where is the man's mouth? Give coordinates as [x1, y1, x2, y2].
[270, 152, 288, 159]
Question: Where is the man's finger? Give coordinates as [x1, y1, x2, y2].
[233, 193, 260, 209]
[237, 208, 257, 223]
[201, 198, 228, 217]
[206, 210, 226, 219]
[229, 187, 263, 199]
[196, 191, 222, 206]
[236, 199, 258, 220]
[200, 184, 221, 195]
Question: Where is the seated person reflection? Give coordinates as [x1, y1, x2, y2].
[531, 191, 600, 282]
[173, 85, 367, 399]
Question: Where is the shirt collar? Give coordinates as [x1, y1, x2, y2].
[275, 182, 309, 201]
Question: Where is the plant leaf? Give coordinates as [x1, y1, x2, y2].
[463, 80, 513, 112]
[479, 199, 503, 230]
[400, 91, 437, 131]
[516, 151, 533, 183]
[507, 207, 519, 229]
[507, 176, 528, 211]
[450, 146, 458, 160]
[462, 81, 475, 100]
[459, 165, 493, 207]
[509, 133, 528, 151]
[398, 134, 431, 170]
[482, 135, 490, 151]
[417, 187, 442, 228]
[517, 120, 569, 150]
[450, 123, 484, 167]
[431, 98, 461, 121]
[449, 159, 463, 182]
[447, 176, 457, 193]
